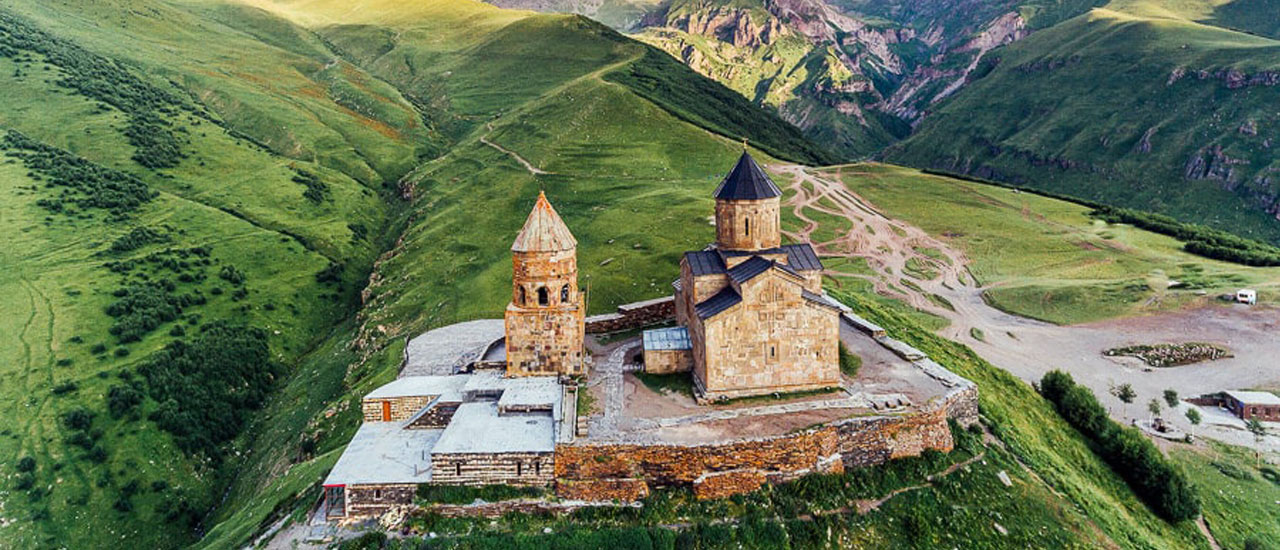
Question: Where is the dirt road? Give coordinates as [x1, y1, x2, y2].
[775, 164, 1280, 451]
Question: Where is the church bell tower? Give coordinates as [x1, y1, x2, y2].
[504, 191, 586, 377]
[714, 151, 782, 252]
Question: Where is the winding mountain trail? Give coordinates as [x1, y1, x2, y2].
[481, 123, 551, 176]
[773, 163, 1280, 454]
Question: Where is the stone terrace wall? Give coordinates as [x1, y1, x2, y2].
[585, 296, 675, 334]
[555, 427, 843, 501]
[555, 399, 964, 502]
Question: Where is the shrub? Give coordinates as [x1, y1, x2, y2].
[51, 381, 78, 395]
[86, 445, 108, 463]
[107, 384, 143, 418]
[16, 456, 35, 472]
[1038, 370, 1200, 521]
[112, 496, 132, 513]
[90, 343, 107, 354]
[61, 408, 93, 431]
[14, 473, 35, 491]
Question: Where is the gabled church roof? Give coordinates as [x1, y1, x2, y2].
[713, 151, 782, 201]
[512, 191, 577, 252]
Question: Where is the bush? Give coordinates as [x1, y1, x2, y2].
[1038, 370, 1200, 521]
[51, 381, 78, 395]
[16, 456, 35, 472]
[61, 408, 93, 431]
[14, 473, 35, 491]
[107, 384, 143, 418]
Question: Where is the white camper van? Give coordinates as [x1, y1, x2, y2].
[1237, 289, 1257, 305]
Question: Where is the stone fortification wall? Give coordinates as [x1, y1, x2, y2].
[584, 296, 675, 334]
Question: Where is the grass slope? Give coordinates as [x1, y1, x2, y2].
[886, 0, 1280, 245]
[829, 163, 1280, 323]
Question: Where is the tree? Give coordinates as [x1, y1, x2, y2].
[1185, 408, 1202, 438]
[1247, 418, 1268, 467]
[1111, 383, 1137, 418]
[1148, 398, 1162, 420]
[1163, 389, 1179, 409]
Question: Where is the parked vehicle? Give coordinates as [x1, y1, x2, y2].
[1237, 289, 1258, 305]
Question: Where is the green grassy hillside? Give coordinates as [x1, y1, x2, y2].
[829, 163, 1280, 323]
[885, 0, 1280, 245]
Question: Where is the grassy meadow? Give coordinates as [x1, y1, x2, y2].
[828, 163, 1280, 324]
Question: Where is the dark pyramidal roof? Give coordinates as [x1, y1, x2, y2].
[713, 150, 781, 201]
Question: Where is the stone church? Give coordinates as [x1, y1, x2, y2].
[662, 151, 843, 402]
[505, 191, 586, 377]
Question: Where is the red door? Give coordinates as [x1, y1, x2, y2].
[381, 401, 391, 421]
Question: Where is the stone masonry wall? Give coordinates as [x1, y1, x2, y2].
[407, 402, 459, 429]
[346, 483, 416, 517]
[644, 348, 694, 374]
[362, 396, 433, 422]
[555, 401, 960, 502]
[432, 452, 555, 487]
[584, 296, 676, 334]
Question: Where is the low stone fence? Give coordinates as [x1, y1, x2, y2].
[585, 296, 675, 334]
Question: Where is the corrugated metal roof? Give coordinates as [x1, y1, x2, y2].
[512, 191, 577, 252]
[644, 326, 692, 351]
[695, 287, 742, 319]
[781, 243, 823, 271]
[713, 151, 782, 201]
[727, 256, 774, 284]
[684, 250, 726, 276]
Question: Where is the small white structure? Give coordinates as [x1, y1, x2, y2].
[1237, 289, 1258, 305]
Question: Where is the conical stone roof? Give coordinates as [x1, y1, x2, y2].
[512, 191, 577, 252]
[713, 150, 781, 201]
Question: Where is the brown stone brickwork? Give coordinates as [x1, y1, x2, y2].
[691, 269, 841, 401]
[555, 404, 958, 501]
[585, 297, 676, 334]
[715, 197, 781, 251]
[643, 348, 694, 374]
[431, 452, 555, 487]
[407, 402, 459, 429]
[506, 193, 586, 377]
[362, 396, 432, 422]
[345, 483, 416, 517]
[692, 470, 767, 500]
[555, 478, 651, 502]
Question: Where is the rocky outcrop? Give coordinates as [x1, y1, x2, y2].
[666, 6, 786, 48]
[1168, 67, 1280, 89]
[1184, 145, 1247, 184]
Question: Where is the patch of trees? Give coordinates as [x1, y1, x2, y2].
[0, 11, 189, 169]
[105, 282, 206, 343]
[108, 226, 170, 254]
[1091, 206, 1280, 266]
[3, 131, 157, 218]
[139, 322, 279, 461]
[1039, 370, 1200, 522]
[293, 169, 329, 204]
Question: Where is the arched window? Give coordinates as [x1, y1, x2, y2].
[518, 286, 527, 306]
[745, 218, 751, 236]
[537, 287, 549, 306]
[560, 284, 570, 303]
[374, 489, 382, 499]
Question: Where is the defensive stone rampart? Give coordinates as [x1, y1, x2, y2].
[585, 296, 675, 334]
